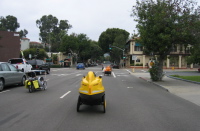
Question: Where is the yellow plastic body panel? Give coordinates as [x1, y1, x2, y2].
[24, 80, 39, 89]
[79, 71, 105, 95]
[25, 80, 29, 88]
[33, 80, 39, 89]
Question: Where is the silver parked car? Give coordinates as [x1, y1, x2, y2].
[0, 62, 26, 91]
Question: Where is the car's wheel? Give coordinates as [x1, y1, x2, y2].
[20, 76, 26, 86]
[46, 69, 50, 74]
[0, 79, 4, 91]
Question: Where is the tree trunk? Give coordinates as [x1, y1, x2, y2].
[157, 58, 164, 81]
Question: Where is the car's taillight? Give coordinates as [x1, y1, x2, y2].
[36, 65, 38, 68]
[16, 65, 18, 69]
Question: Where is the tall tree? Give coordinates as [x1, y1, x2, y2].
[98, 28, 130, 63]
[19, 29, 28, 38]
[60, 33, 101, 63]
[36, 15, 72, 52]
[0, 15, 20, 31]
[22, 48, 48, 60]
[132, 0, 200, 81]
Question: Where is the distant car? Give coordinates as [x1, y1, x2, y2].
[112, 63, 120, 69]
[27, 59, 50, 74]
[76, 63, 85, 70]
[0, 62, 27, 91]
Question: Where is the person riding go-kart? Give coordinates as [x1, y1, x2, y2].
[77, 71, 106, 113]
[25, 71, 47, 93]
[103, 65, 112, 76]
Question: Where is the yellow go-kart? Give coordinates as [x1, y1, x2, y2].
[77, 71, 106, 113]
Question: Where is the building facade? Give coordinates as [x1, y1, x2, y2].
[0, 31, 21, 62]
[125, 39, 193, 69]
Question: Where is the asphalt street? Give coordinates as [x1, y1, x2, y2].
[1, 66, 200, 131]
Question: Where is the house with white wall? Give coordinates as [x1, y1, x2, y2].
[125, 39, 193, 69]
[20, 38, 30, 51]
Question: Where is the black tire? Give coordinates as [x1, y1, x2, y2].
[102, 95, 106, 113]
[28, 85, 34, 93]
[46, 69, 50, 74]
[0, 79, 4, 91]
[20, 76, 26, 86]
[77, 96, 81, 112]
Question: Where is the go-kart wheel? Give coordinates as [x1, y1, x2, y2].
[77, 96, 81, 112]
[28, 85, 34, 93]
[43, 81, 47, 90]
[102, 95, 106, 113]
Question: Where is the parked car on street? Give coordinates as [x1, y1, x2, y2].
[0, 62, 26, 91]
[27, 59, 50, 74]
[8, 58, 32, 72]
[76, 63, 85, 70]
[112, 63, 120, 69]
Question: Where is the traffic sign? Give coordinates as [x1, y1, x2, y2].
[132, 55, 137, 60]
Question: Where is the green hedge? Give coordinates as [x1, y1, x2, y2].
[130, 63, 143, 66]
[50, 64, 62, 68]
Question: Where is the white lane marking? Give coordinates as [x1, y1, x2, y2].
[76, 74, 82, 76]
[51, 71, 82, 76]
[112, 72, 116, 78]
[46, 79, 49, 81]
[117, 75, 128, 76]
[116, 73, 126, 74]
[127, 87, 133, 88]
[141, 70, 147, 72]
[126, 69, 132, 74]
[60, 91, 71, 99]
[0, 90, 10, 94]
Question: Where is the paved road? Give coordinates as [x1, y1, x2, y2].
[1, 66, 200, 131]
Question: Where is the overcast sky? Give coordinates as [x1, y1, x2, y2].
[1, 0, 200, 42]
[0, 0, 137, 42]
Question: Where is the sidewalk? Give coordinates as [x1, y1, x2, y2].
[131, 71, 200, 106]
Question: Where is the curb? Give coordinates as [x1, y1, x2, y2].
[139, 77, 169, 92]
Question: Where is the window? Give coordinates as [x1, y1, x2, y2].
[7, 64, 17, 71]
[1, 63, 10, 71]
[9, 59, 23, 64]
[134, 46, 143, 51]
[185, 47, 190, 53]
[171, 45, 177, 52]
[136, 59, 140, 62]
[134, 43, 143, 51]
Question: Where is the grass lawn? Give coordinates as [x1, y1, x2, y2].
[170, 75, 200, 82]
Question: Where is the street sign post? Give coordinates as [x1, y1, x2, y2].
[132, 55, 137, 72]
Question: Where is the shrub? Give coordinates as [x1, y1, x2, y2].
[149, 61, 159, 81]
[50, 64, 61, 68]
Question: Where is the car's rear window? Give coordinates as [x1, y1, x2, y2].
[9, 59, 23, 64]
[28, 60, 45, 65]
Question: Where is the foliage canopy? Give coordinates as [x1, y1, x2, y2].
[132, 0, 200, 81]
